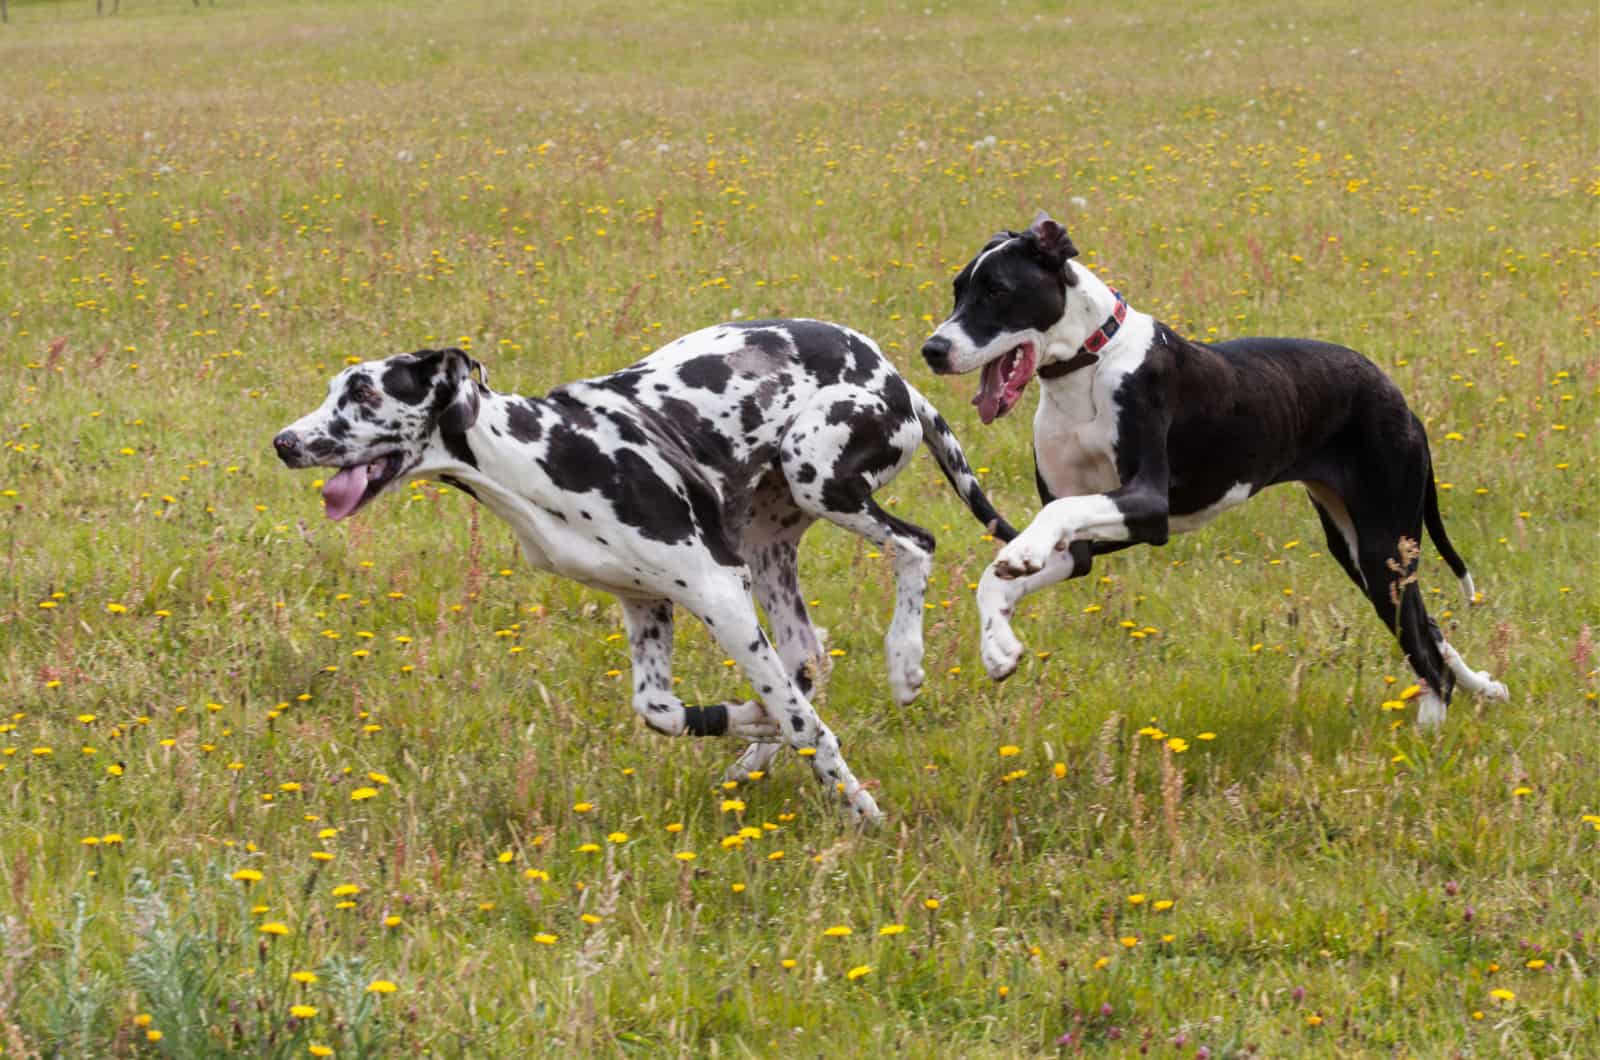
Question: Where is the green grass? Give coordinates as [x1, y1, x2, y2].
[1, 0, 1596, 1054]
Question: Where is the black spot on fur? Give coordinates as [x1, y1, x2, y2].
[547, 389, 597, 431]
[437, 428, 478, 468]
[599, 369, 644, 400]
[540, 425, 614, 493]
[382, 362, 430, 405]
[602, 409, 648, 446]
[610, 449, 696, 546]
[655, 396, 734, 468]
[727, 324, 790, 359]
[824, 400, 857, 425]
[739, 396, 765, 434]
[679, 355, 734, 394]
[506, 399, 543, 443]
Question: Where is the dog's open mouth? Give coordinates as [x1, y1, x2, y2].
[321, 452, 406, 521]
[972, 342, 1037, 424]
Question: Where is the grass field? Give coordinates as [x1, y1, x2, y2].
[1, 0, 1597, 1055]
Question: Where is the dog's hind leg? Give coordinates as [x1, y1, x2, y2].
[620, 597, 780, 741]
[780, 387, 932, 706]
[1354, 534, 1457, 725]
[725, 492, 827, 782]
[742, 483, 829, 698]
[684, 572, 882, 823]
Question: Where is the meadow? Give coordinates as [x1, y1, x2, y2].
[0, 0, 1596, 1054]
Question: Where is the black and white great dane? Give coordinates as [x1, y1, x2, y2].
[274, 320, 1016, 822]
[921, 212, 1509, 725]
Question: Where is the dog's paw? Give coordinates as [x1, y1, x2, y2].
[889, 664, 925, 706]
[846, 786, 884, 826]
[723, 741, 782, 782]
[981, 619, 1024, 682]
[993, 527, 1056, 579]
[887, 636, 926, 706]
[726, 701, 781, 740]
[1478, 674, 1510, 702]
[1415, 690, 1448, 727]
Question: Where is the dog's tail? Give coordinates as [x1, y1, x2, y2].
[910, 386, 1018, 542]
[1423, 456, 1476, 603]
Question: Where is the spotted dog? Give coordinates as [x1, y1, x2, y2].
[921, 213, 1509, 726]
[275, 320, 1015, 822]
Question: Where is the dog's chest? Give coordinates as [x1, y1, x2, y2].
[1032, 376, 1120, 499]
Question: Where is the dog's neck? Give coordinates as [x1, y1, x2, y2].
[1037, 263, 1141, 379]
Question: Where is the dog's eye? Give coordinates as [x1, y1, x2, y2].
[350, 382, 379, 405]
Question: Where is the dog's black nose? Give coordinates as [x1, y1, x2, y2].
[273, 430, 303, 465]
[921, 334, 953, 373]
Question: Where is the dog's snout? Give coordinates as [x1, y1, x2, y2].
[921, 334, 953, 373]
[273, 430, 304, 465]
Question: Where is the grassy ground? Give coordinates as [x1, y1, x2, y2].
[1, 0, 1596, 1055]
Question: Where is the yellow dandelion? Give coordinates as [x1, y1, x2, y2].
[258, 922, 290, 936]
[823, 925, 852, 937]
[365, 979, 398, 994]
[878, 924, 906, 936]
[290, 1004, 318, 1019]
[845, 965, 872, 981]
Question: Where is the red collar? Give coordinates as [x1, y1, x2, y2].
[1037, 290, 1127, 380]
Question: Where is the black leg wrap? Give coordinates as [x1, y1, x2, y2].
[682, 704, 729, 738]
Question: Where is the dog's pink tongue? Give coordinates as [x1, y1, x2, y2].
[973, 358, 1008, 424]
[321, 465, 369, 522]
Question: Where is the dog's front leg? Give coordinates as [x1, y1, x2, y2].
[996, 383, 1174, 579]
[993, 492, 1160, 579]
[977, 541, 1092, 680]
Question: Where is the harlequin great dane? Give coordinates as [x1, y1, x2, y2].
[275, 319, 1016, 822]
[921, 213, 1509, 726]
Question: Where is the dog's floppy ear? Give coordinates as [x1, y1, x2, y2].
[1026, 210, 1079, 271]
[434, 348, 484, 435]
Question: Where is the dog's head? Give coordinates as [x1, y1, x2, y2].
[273, 348, 484, 521]
[921, 211, 1079, 423]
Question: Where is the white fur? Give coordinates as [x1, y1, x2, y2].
[1440, 640, 1509, 701]
[1168, 482, 1253, 534]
